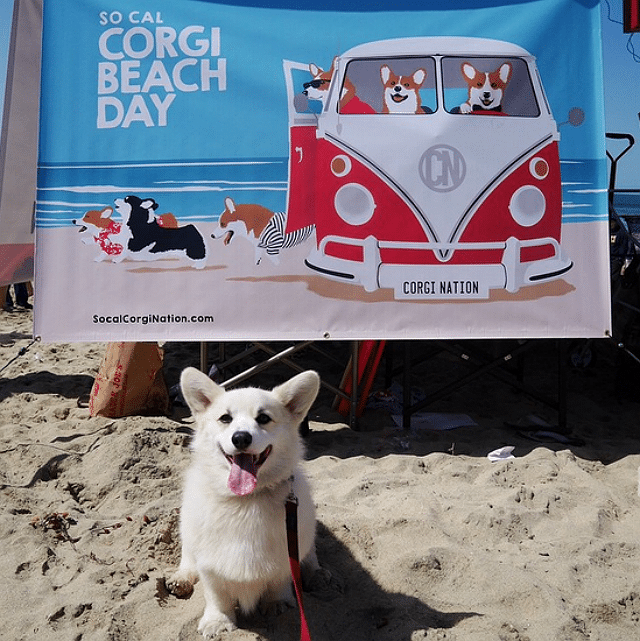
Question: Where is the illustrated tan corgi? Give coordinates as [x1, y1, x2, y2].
[304, 58, 374, 113]
[167, 368, 322, 638]
[380, 65, 427, 114]
[73, 206, 127, 262]
[213, 196, 314, 265]
[459, 61, 512, 114]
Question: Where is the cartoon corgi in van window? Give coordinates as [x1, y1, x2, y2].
[303, 62, 333, 107]
[459, 61, 513, 113]
[305, 59, 375, 113]
[380, 65, 428, 114]
[283, 37, 573, 300]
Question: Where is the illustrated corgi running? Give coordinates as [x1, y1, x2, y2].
[115, 195, 208, 268]
[213, 196, 314, 265]
[73, 206, 127, 262]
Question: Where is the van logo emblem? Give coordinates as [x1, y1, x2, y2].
[419, 145, 466, 192]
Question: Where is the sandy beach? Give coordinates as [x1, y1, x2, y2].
[1, 304, 640, 641]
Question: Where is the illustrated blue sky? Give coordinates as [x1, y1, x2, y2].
[2, 1, 640, 186]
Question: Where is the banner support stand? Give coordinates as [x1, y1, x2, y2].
[197, 341, 362, 429]
[400, 339, 569, 433]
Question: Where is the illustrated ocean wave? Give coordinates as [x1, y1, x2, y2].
[36, 157, 607, 228]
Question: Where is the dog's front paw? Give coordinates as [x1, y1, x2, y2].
[165, 570, 198, 599]
[198, 612, 237, 638]
[459, 103, 472, 114]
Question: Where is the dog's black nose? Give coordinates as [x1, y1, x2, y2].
[231, 431, 252, 450]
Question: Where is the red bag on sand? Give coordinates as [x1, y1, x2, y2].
[89, 342, 170, 418]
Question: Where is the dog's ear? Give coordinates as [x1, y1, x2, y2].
[224, 196, 236, 213]
[100, 207, 113, 218]
[309, 63, 321, 77]
[461, 62, 478, 84]
[498, 62, 512, 85]
[180, 367, 224, 416]
[413, 68, 426, 87]
[272, 371, 320, 423]
[380, 65, 391, 85]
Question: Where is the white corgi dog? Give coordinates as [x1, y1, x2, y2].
[73, 206, 127, 262]
[167, 368, 321, 638]
[380, 65, 427, 114]
[459, 61, 512, 114]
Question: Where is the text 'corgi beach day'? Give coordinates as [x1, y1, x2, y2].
[97, 11, 225, 128]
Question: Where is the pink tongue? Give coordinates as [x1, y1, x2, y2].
[228, 453, 257, 496]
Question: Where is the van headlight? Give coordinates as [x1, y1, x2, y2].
[334, 183, 376, 226]
[509, 185, 545, 227]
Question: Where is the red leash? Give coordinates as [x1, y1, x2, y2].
[286, 491, 312, 641]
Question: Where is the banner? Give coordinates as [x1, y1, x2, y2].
[0, 0, 41, 286]
[34, 0, 610, 341]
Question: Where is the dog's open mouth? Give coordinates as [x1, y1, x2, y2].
[223, 230, 234, 245]
[391, 93, 408, 103]
[222, 445, 272, 496]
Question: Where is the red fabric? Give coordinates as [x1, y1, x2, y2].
[341, 95, 375, 114]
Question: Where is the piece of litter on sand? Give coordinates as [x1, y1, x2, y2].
[392, 412, 478, 431]
[487, 446, 516, 462]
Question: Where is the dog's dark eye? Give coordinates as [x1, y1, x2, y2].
[256, 413, 272, 425]
[219, 413, 233, 424]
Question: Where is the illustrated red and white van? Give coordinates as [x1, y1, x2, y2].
[283, 37, 573, 299]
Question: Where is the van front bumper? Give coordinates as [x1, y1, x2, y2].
[304, 235, 572, 299]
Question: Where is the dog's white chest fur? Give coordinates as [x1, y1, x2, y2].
[182, 466, 295, 582]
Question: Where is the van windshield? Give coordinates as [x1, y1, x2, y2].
[294, 55, 540, 118]
[340, 57, 437, 115]
[442, 56, 540, 117]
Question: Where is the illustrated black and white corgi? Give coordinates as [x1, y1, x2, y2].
[380, 65, 427, 114]
[459, 61, 512, 114]
[115, 195, 208, 268]
[73, 206, 127, 262]
[213, 196, 314, 265]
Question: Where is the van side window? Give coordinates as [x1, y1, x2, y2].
[442, 57, 540, 117]
[341, 57, 437, 114]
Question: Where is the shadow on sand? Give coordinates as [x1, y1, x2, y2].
[174, 522, 480, 641]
